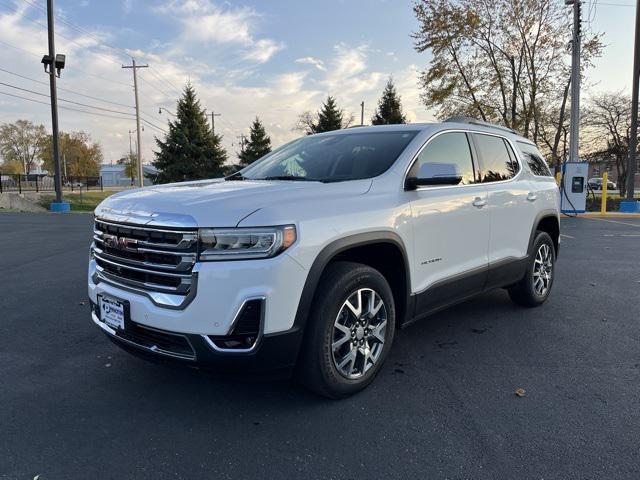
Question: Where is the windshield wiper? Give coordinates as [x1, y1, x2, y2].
[225, 172, 245, 181]
[260, 175, 321, 182]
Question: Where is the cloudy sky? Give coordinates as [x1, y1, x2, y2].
[0, 0, 636, 167]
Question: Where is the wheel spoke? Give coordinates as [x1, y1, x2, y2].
[345, 291, 362, 317]
[370, 298, 384, 317]
[338, 348, 357, 374]
[335, 323, 350, 336]
[370, 319, 387, 343]
[332, 334, 351, 351]
[361, 346, 370, 367]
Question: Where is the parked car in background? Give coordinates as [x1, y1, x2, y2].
[588, 177, 616, 191]
[88, 118, 560, 398]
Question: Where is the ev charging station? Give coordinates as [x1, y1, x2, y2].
[560, 161, 589, 214]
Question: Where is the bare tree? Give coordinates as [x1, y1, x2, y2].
[413, 0, 603, 169]
[583, 91, 634, 196]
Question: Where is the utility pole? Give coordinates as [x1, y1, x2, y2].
[360, 101, 365, 126]
[128, 129, 135, 185]
[122, 58, 148, 187]
[45, 0, 64, 206]
[210, 111, 221, 136]
[236, 134, 247, 154]
[626, 0, 640, 199]
[566, 0, 582, 163]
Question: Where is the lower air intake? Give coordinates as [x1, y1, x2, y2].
[208, 299, 263, 351]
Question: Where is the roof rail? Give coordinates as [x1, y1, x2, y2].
[444, 116, 517, 135]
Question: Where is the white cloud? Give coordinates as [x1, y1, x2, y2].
[271, 71, 308, 95]
[243, 39, 285, 64]
[156, 1, 283, 64]
[181, 7, 255, 45]
[0, 4, 431, 171]
[295, 56, 326, 71]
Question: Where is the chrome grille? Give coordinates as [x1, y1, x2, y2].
[93, 218, 197, 295]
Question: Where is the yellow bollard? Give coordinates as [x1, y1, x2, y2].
[601, 171, 608, 215]
[555, 171, 562, 187]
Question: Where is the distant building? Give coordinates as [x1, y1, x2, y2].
[100, 164, 157, 187]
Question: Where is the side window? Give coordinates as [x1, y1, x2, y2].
[517, 141, 552, 177]
[474, 134, 519, 182]
[408, 132, 476, 185]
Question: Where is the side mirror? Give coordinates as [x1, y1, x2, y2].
[405, 162, 463, 190]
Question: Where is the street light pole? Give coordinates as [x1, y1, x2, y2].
[626, 0, 640, 199]
[46, 0, 63, 204]
[360, 101, 365, 126]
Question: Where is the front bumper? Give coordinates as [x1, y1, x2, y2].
[90, 308, 304, 375]
[88, 251, 307, 335]
[88, 251, 309, 373]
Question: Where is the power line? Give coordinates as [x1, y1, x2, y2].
[140, 117, 167, 134]
[148, 66, 182, 96]
[18, 0, 184, 95]
[20, 0, 131, 59]
[0, 80, 136, 116]
[0, 67, 135, 109]
[0, 90, 134, 121]
[0, 38, 131, 89]
[138, 73, 175, 100]
[0, 1, 125, 69]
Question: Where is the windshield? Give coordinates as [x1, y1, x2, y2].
[239, 130, 418, 182]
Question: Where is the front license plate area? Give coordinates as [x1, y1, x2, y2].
[98, 295, 130, 331]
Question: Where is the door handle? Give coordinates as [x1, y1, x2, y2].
[472, 197, 487, 208]
[527, 192, 538, 202]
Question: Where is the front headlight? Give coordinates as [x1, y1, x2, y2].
[198, 225, 297, 261]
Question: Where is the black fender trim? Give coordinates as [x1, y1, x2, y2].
[292, 231, 412, 336]
[527, 210, 561, 257]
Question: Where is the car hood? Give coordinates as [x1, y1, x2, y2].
[95, 178, 373, 227]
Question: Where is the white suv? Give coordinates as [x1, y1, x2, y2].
[88, 118, 560, 398]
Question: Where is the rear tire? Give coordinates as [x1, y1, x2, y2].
[508, 231, 556, 307]
[296, 261, 396, 399]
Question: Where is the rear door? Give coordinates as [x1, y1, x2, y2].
[471, 133, 537, 285]
[406, 131, 490, 313]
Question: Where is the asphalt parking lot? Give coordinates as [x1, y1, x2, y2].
[1, 213, 639, 480]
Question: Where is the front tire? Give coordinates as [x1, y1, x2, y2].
[297, 261, 396, 398]
[508, 231, 556, 307]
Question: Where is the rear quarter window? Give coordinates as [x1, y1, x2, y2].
[517, 141, 552, 177]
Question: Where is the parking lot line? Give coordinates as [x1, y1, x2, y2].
[580, 217, 640, 228]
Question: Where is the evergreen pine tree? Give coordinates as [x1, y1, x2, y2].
[306, 96, 347, 134]
[238, 117, 272, 166]
[152, 84, 227, 183]
[371, 78, 407, 125]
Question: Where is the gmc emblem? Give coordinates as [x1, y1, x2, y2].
[104, 234, 138, 251]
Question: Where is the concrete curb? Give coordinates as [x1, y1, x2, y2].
[578, 212, 640, 219]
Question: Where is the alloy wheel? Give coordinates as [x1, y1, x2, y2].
[533, 243, 553, 296]
[331, 288, 388, 379]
